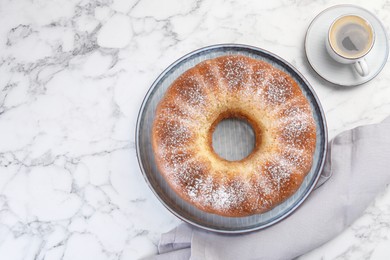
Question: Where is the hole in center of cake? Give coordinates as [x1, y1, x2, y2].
[212, 117, 256, 161]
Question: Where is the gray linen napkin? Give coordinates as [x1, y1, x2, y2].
[148, 116, 390, 260]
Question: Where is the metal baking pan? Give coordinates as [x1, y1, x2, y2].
[135, 44, 328, 233]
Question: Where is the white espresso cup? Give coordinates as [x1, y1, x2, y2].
[325, 14, 375, 77]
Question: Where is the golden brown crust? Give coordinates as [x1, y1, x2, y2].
[152, 55, 317, 217]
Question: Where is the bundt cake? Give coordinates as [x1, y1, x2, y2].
[152, 55, 316, 217]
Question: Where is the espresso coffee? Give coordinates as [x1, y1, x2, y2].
[329, 15, 374, 59]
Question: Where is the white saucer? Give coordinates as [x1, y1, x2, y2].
[305, 4, 389, 86]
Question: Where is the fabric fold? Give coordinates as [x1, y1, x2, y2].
[158, 223, 193, 254]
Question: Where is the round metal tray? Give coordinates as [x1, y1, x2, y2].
[135, 44, 328, 233]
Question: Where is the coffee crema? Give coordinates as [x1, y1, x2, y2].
[329, 15, 374, 59]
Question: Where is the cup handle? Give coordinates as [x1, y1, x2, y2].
[354, 59, 369, 77]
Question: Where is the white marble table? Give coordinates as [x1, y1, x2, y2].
[1, 0, 390, 259]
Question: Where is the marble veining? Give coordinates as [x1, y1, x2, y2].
[0, 0, 390, 259]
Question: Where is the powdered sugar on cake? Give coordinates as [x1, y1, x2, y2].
[218, 56, 253, 91]
[186, 174, 249, 212]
